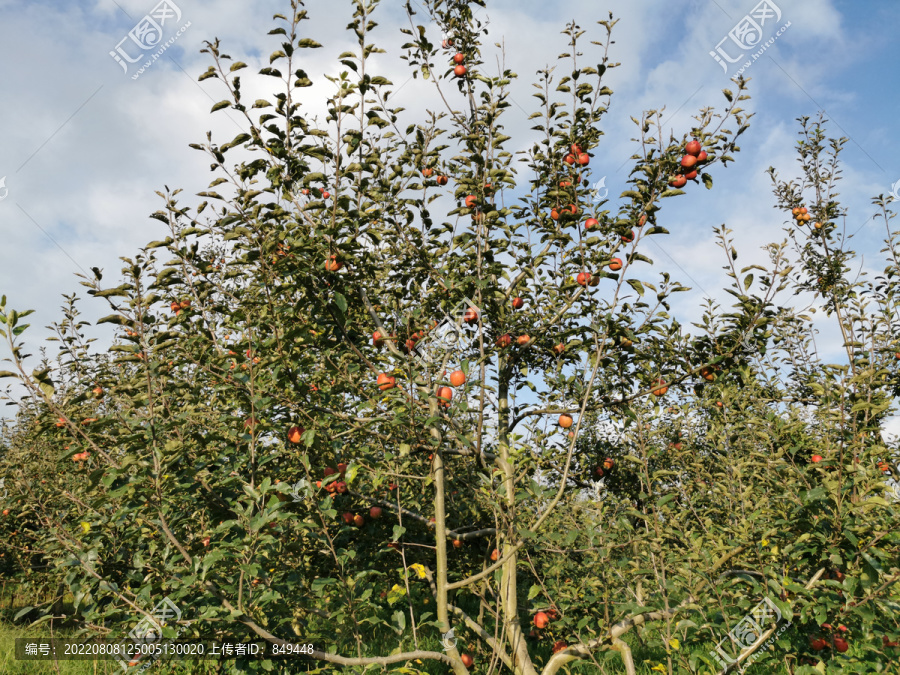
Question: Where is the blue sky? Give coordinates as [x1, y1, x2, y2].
[1, 0, 898, 429]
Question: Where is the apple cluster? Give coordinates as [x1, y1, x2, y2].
[668, 138, 708, 189]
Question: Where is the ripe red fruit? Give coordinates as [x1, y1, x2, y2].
[512, 296, 524, 309]
[322, 190, 330, 199]
[570, 143, 583, 155]
[669, 175, 687, 188]
[577, 153, 590, 166]
[559, 180, 572, 188]
[584, 217, 599, 231]
[552, 342, 565, 355]
[558, 414, 574, 429]
[564, 153, 576, 165]
[454, 64, 467, 77]
[422, 167, 433, 178]
[883, 636, 900, 648]
[533, 612, 550, 629]
[490, 549, 499, 561]
[681, 155, 697, 168]
[550, 208, 560, 221]
[833, 637, 849, 653]
[810, 637, 827, 651]
[685, 139, 702, 156]
[517, 335, 531, 346]
[638, 213, 648, 227]
[497, 334, 512, 347]
[301, 188, 309, 195]
[324, 467, 337, 477]
[288, 426, 304, 444]
[811, 455, 823, 463]
[325, 255, 342, 271]
[335, 481, 348, 494]
[577, 272, 592, 287]
[369, 507, 382, 519]
[442, 38, 452, 49]
[437, 386, 453, 406]
[684, 170, 698, 180]
[372, 331, 385, 347]
[465, 195, 477, 208]
[436, 175, 448, 186]
[342, 512, 354, 525]
[552, 641, 567, 654]
[453, 52, 465, 64]
[353, 514, 365, 527]
[621, 230, 634, 243]
[449, 370, 466, 387]
[337, 462, 348, 475]
[697, 150, 708, 162]
[608, 257, 623, 271]
[452, 539, 462, 548]
[377, 373, 396, 391]
[603, 458, 615, 470]
[651, 378, 668, 396]
[461, 653, 474, 668]
[463, 307, 479, 324]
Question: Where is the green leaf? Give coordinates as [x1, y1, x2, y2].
[210, 100, 231, 113]
[333, 292, 347, 314]
[297, 39, 323, 48]
[230, 62, 248, 72]
[0, 371, 20, 379]
[527, 584, 542, 600]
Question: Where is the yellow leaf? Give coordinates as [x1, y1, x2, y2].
[651, 665, 667, 672]
[761, 538, 769, 547]
[80, 522, 90, 534]
[410, 563, 426, 579]
[669, 637, 680, 651]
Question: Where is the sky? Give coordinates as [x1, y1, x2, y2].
[1, 0, 899, 430]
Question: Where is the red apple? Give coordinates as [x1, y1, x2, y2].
[608, 257, 623, 271]
[552, 641, 567, 654]
[452, 53, 465, 64]
[564, 154, 576, 165]
[512, 296, 524, 309]
[558, 414, 574, 429]
[552, 342, 565, 355]
[811, 455, 823, 463]
[353, 514, 365, 527]
[288, 426, 304, 444]
[577, 272, 592, 287]
[685, 139, 702, 156]
[621, 230, 634, 243]
[449, 370, 466, 387]
[377, 373, 396, 391]
[810, 637, 827, 651]
[454, 64, 467, 77]
[372, 330, 385, 347]
[342, 512, 354, 525]
[437, 386, 453, 406]
[463, 307, 479, 324]
[464, 195, 477, 208]
[584, 217, 599, 231]
[577, 153, 590, 166]
[324, 467, 337, 477]
[517, 335, 530, 346]
[369, 506, 382, 519]
[669, 175, 687, 188]
[497, 334, 512, 348]
[533, 611, 550, 629]
[325, 255, 341, 271]
[461, 653, 474, 668]
[422, 167, 434, 178]
[436, 175, 448, 185]
[833, 637, 848, 653]
[697, 150, 708, 162]
[337, 462, 348, 475]
[490, 549, 499, 561]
